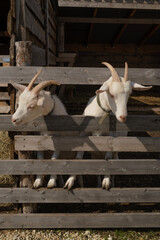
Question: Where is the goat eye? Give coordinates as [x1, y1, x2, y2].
[110, 93, 114, 98]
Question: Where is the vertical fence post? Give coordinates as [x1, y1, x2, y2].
[15, 41, 36, 213]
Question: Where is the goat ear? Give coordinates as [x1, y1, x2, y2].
[131, 82, 152, 91]
[95, 82, 109, 94]
[37, 96, 45, 107]
[10, 81, 26, 92]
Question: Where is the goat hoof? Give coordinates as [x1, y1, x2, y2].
[47, 179, 57, 189]
[63, 177, 75, 190]
[33, 179, 42, 189]
[102, 177, 111, 190]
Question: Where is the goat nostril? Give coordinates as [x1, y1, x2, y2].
[120, 116, 127, 122]
[12, 118, 16, 123]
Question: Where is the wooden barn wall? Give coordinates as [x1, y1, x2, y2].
[66, 43, 160, 68]
[17, 0, 57, 66]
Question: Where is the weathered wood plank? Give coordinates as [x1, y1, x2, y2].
[1, 115, 160, 132]
[49, 19, 56, 42]
[25, 0, 45, 26]
[25, 6, 45, 45]
[15, 135, 160, 152]
[0, 93, 10, 100]
[58, 0, 160, 10]
[0, 106, 10, 114]
[1, 159, 160, 175]
[32, 45, 46, 66]
[49, 35, 56, 54]
[49, 52, 56, 66]
[0, 67, 158, 85]
[1, 188, 160, 203]
[58, 17, 160, 25]
[1, 213, 160, 228]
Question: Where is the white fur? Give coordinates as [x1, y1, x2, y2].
[12, 86, 72, 189]
[71, 76, 152, 190]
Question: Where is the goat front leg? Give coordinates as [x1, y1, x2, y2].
[47, 151, 60, 188]
[33, 151, 44, 189]
[102, 152, 118, 189]
[64, 151, 84, 190]
[102, 152, 112, 190]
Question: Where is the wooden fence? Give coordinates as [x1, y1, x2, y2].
[0, 66, 160, 228]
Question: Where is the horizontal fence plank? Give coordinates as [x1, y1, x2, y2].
[1, 159, 160, 175]
[0, 92, 10, 100]
[58, 0, 160, 10]
[1, 213, 160, 228]
[15, 135, 160, 152]
[1, 188, 160, 203]
[1, 115, 160, 132]
[0, 106, 10, 114]
[0, 66, 159, 85]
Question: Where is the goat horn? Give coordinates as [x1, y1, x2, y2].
[124, 62, 128, 82]
[102, 62, 120, 82]
[32, 80, 60, 95]
[27, 70, 42, 91]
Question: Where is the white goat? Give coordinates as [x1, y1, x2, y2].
[11, 71, 71, 189]
[63, 62, 152, 190]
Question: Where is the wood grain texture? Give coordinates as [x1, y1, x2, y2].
[0, 115, 159, 132]
[0, 67, 158, 85]
[1, 213, 160, 228]
[0, 188, 160, 203]
[0, 159, 160, 175]
[25, 0, 45, 26]
[25, 6, 45, 45]
[15, 135, 160, 152]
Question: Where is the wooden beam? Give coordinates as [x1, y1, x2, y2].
[58, 17, 160, 25]
[1, 213, 160, 228]
[0, 66, 159, 85]
[1, 159, 160, 175]
[86, 8, 98, 46]
[0, 188, 160, 203]
[139, 24, 160, 46]
[112, 10, 136, 47]
[0, 115, 160, 132]
[58, 0, 160, 10]
[15, 135, 160, 152]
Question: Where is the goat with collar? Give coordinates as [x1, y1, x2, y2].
[64, 62, 152, 190]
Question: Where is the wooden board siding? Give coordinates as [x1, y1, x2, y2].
[0, 66, 159, 85]
[17, 0, 57, 66]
